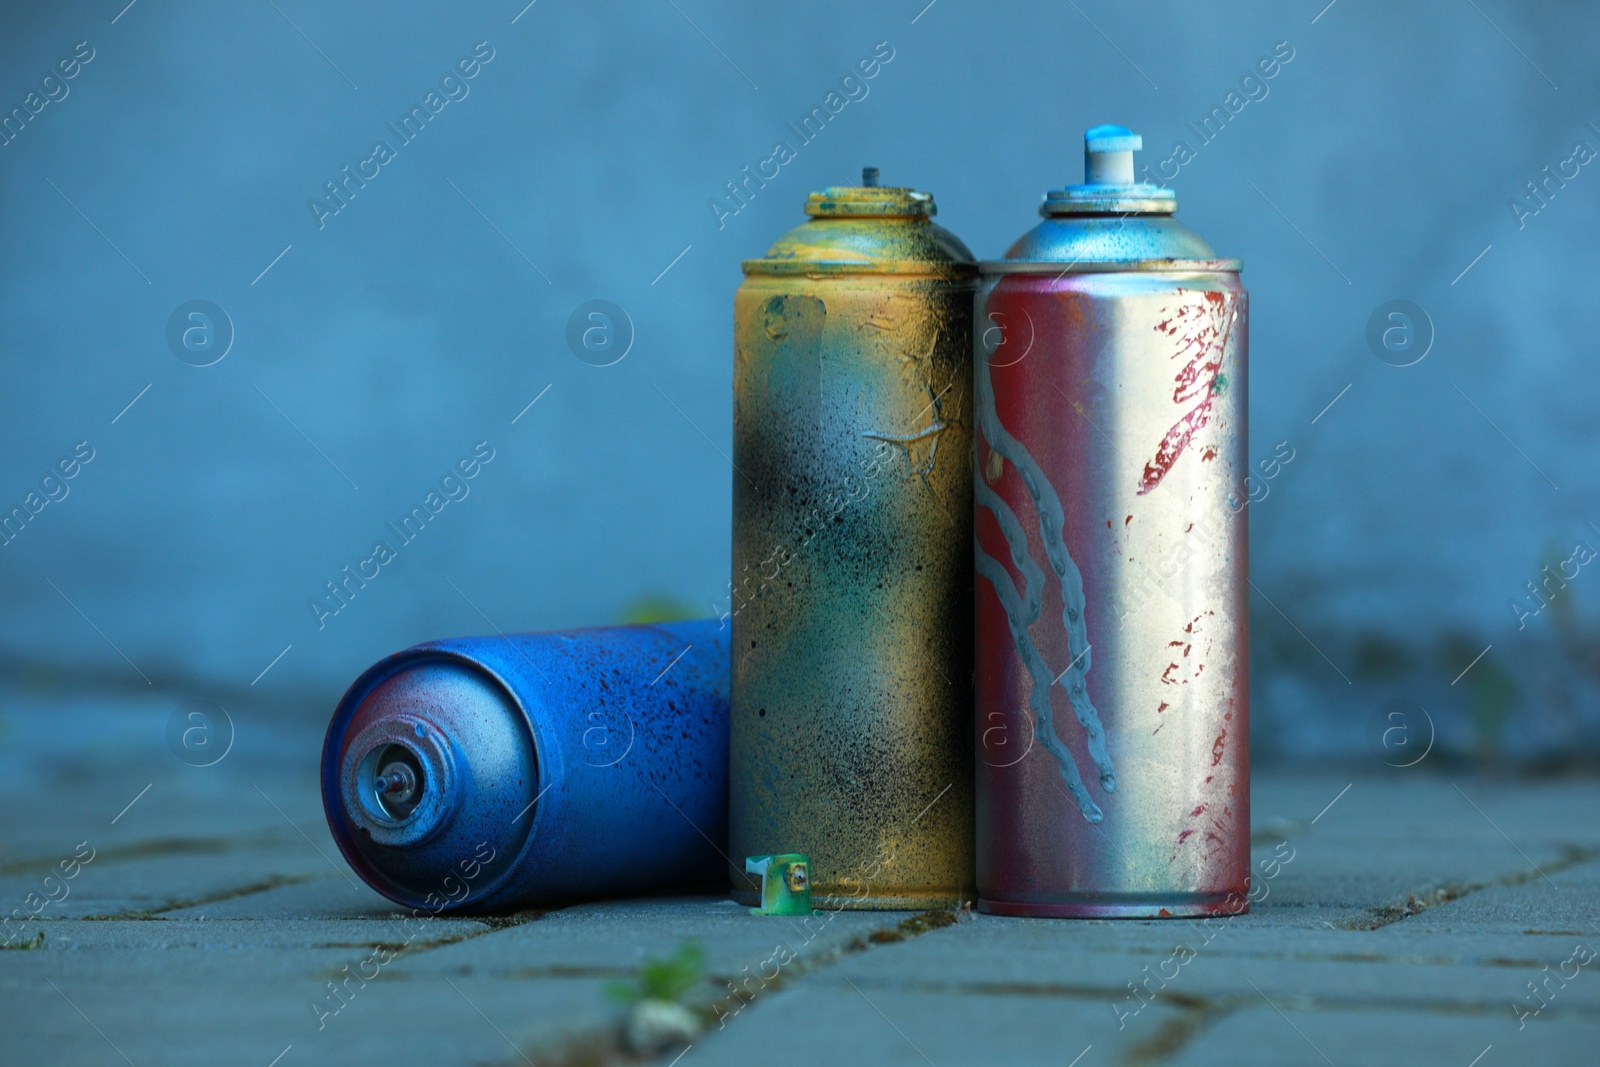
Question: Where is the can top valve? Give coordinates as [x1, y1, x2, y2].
[1040, 124, 1176, 217]
[986, 123, 1232, 266]
[743, 170, 976, 277]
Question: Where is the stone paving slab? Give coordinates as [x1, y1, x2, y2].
[676, 981, 1166, 1067]
[6, 954, 606, 1067]
[3, 687, 1599, 1066]
[1169, 1007, 1600, 1067]
[831, 925, 1600, 1030]
[0, 839, 332, 919]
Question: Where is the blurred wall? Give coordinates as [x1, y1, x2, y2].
[2, 1, 1597, 759]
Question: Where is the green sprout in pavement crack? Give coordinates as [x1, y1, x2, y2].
[607, 941, 706, 1006]
[608, 941, 706, 1056]
[2, 931, 44, 950]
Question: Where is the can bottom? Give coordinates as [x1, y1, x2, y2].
[731, 888, 971, 912]
[978, 893, 1249, 920]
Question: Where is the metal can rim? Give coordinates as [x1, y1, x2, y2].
[978, 257, 1242, 275]
[741, 258, 979, 278]
[1040, 199, 1178, 217]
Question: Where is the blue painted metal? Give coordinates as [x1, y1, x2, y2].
[321, 620, 729, 911]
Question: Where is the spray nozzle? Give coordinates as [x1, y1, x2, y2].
[1084, 124, 1142, 186]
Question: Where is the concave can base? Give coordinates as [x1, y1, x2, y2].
[978, 894, 1248, 919]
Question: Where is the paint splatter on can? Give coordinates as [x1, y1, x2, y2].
[730, 171, 977, 909]
[322, 620, 728, 910]
[975, 127, 1249, 917]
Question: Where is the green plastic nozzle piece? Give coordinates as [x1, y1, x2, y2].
[745, 853, 811, 916]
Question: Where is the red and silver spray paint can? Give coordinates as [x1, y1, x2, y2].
[974, 126, 1248, 917]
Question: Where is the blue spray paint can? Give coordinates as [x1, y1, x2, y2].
[321, 620, 729, 910]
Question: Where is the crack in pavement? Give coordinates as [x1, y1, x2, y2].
[0, 826, 355, 878]
[0, 834, 256, 877]
[516, 910, 968, 1067]
[310, 908, 560, 981]
[1343, 844, 1598, 930]
[1124, 996, 1228, 1067]
[826, 975, 1592, 1016]
[76, 872, 321, 920]
[488, 842, 1600, 1067]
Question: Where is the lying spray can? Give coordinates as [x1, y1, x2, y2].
[730, 170, 977, 909]
[322, 620, 728, 910]
[975, 126, 1248, 917]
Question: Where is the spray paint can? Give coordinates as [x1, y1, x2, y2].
[974, 126, 1248, 917]
[730, 170, 977, 909]
[322, 620, 728, 910]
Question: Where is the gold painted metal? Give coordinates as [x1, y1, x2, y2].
[729, 178, 977, 909]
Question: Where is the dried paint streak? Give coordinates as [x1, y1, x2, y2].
[1138, 293, 1237, 496]
[975, 354, 1114, 822]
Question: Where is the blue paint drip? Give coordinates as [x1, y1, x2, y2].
[975, 354, 1116, 819]
[974, 501, 1100, 821]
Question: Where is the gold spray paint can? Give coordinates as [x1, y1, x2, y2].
[729, 170, 977, 908]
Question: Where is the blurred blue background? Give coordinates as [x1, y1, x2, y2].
[2, 0, 1597, 764]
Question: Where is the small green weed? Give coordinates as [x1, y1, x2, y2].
[605, 941, 704, 1005]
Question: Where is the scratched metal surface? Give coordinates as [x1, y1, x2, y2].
[975, 185, 1249, 917]
[729, 183, 977, 908]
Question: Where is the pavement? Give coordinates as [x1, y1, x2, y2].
[2, 686, 1597, 1067]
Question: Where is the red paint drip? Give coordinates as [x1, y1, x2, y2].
[1138, 295, 1234, 495]
[1152, 698, 1171, 735]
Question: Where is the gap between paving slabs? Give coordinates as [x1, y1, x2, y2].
[0, 831, 279, 879]
[304, 908, 556, 974]
[497, 909, 968, 1067]
[76, 872, 321, 921]
[44, 865, 551, 954]
[569, 845, 1594, 1067]
[1345, 844, 1597, 931]
[28, 801, 1588, 1063]
[895, 847, 1600, 1067]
